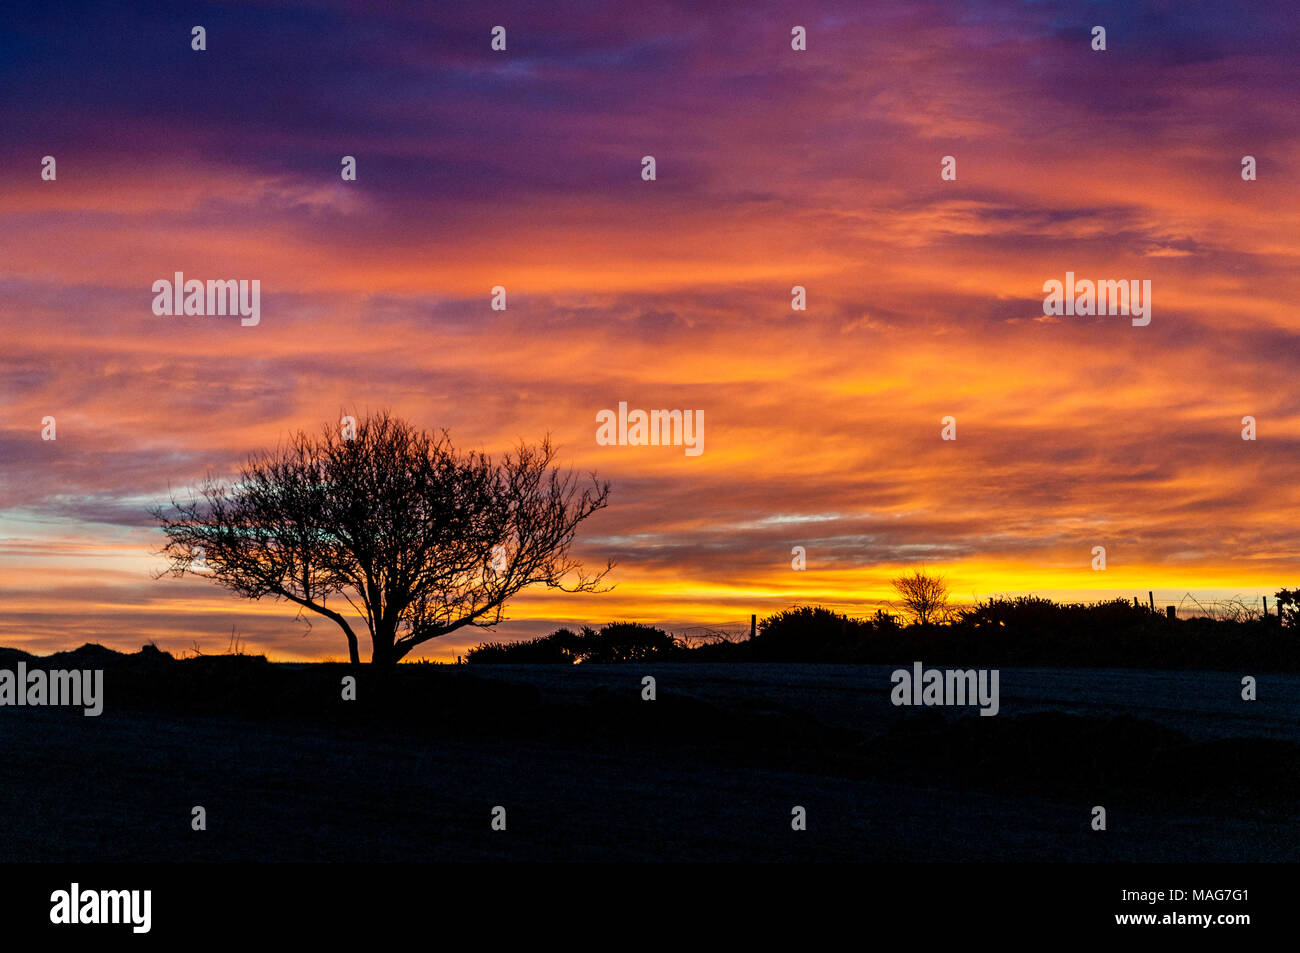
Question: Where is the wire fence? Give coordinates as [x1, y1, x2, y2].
[1174, 593, 1272, 622]
[665, 621, 754, 648]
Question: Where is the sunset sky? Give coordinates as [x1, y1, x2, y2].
[2, 1, 1298, 661]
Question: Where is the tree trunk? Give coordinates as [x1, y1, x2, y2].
[370, 624, 398, 666]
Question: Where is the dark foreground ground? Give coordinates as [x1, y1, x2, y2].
[0, 646, 1296, 862]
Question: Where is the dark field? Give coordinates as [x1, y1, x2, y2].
[1, 649, 1296, 862]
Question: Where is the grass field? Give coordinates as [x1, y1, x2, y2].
[0, 649, 1296, 862]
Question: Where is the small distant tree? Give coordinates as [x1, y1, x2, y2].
[890, 568, 950, 625]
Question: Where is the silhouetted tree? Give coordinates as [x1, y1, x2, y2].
[152, 411, 612, 665]
[891, 568, 950, 625]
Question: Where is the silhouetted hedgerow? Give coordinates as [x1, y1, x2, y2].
[669, 595, 1299, 670]
[433, 589, 1300, 670]
[467, 622, 677, 664]
[579, 623, 677, 662]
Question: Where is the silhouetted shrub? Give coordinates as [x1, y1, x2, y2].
[1276, 589, 1300, 628]
[466, 636, 573, 664]
[578, 622, 677, 662]
[747, 606, 885, 661]
[956, 596, 1157, 637]
[467, 622, 676, 663]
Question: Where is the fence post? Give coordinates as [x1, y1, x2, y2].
[750, 614, 756, 641]
[1263, 596, 1268, 617]
[1149, 591, 1155, 611]
[1166, 605, 1176, 621]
